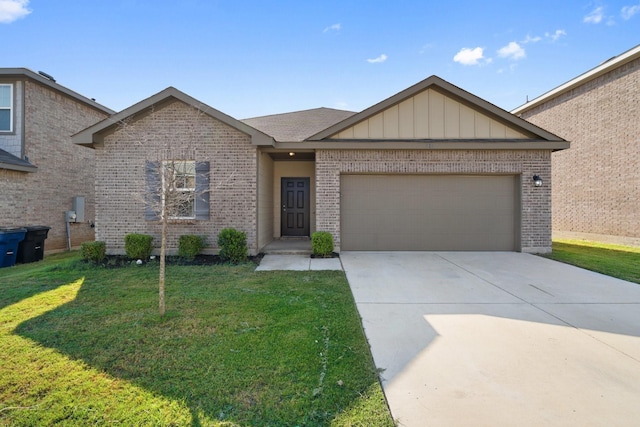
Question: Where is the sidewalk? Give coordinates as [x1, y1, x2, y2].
[255, 254, 343, 271]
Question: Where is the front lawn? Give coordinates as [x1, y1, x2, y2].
[543, 240, 640, 284]
[0, 253, 394, 426]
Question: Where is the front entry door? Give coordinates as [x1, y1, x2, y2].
[281, 177, 310, 237]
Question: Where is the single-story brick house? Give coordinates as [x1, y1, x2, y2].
[513, 44, 640, 247]
[0, 68, 113, 251]
[72, 75, 568, 254]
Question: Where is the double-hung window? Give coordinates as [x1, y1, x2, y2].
[145, 160, 210, 221]
[0, 84, 12, 132]
[164, 160, 196, 219]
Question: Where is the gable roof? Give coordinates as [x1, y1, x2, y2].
[0, 148, 37, 173]
[308, 75, 565, 143]
[0, 68, 114, 114]
[512, 43, 640, 115]
[242, 107, 356, 142]
[72, 87, 275, 147]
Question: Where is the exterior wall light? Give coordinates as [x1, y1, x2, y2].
[533, 175, 543, 187]
[289, 152, 295, 157]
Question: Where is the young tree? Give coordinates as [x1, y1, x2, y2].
[118, 104, 211, 317]
[146, 157, 207, 316]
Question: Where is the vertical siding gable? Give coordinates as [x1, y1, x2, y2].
[328, 88, 530, 140]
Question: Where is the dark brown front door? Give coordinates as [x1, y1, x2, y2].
[281, 177, 310, 237]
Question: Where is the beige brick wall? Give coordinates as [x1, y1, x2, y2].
[257, 151, 274, 250]
[316, 149, 552, 252]
[0, 80, 108, 250]
[95, 100, 258, 255]
[520, 57, 639, 242]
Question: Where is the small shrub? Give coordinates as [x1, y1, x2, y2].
[312, 231, 334, 257]
[178, 235, 206, 259]
[124, 233, 154, 259]
[80, 241, 106, 262]
[217, 228, 248, 264]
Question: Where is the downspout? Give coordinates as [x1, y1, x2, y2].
[65, 217, 71, 251]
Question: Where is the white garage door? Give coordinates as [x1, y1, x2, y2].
[341, 175, 519, 251]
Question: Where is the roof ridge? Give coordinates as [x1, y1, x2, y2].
[242, 106, 356, 121]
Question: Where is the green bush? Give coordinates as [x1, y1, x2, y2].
[124, 233, 154, 259]
[217, 228, 248, 264]
[80, 241, 106, 262]
[311, 231, 334, 257]
[178, 235, 206, 259]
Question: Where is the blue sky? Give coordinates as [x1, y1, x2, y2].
[2, 0, 639, 118]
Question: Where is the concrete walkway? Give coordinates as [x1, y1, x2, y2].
[255, 254, 343, 271]
[340, 251, 640, 427]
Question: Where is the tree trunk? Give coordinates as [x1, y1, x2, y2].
[159, 215, 167, 316]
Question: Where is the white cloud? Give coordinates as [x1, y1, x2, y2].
[367, 54, 388, 64]
[584, 6, 604, 23]
[323, 23, 341, 33]
[546, 29, 567, 41]
[0, 0, 30, 23]
[498, 41, 526, 60]
[622, 3, 640, 19]
[453, 47, 485, 66]
[522, 34, 542, 44]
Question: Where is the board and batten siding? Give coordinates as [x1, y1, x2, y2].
[332, 88, 529, 140]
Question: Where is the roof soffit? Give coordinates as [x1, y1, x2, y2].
[307, 75, 565, 143]
[512, 43, 640, 114]
[0, 68, 114, 114]
[72, 87, 274, 147]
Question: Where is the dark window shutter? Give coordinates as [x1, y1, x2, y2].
[195, 161, 210, 220]
[145, 161, 161, 220]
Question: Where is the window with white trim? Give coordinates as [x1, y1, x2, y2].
[0, 84, 13, 132]
[145, 160, 209, 221]
[163, 160, 196, 219]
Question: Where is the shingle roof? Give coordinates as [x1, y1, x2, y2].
[72, 87, 274, 147]
[0, 148, 37, 172]
[242, 107, 356, 142]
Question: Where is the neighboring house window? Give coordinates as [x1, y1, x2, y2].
[0, 84, 12, 132]
[145, 160, 210, 221]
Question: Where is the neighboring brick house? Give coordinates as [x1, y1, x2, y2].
[0, 68, 113, 251]
[73, 76, 567, 255]
[513, 44, 640, 247]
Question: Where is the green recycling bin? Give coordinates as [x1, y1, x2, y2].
[0, 227, 27, 268]
[17, 226, 51, 264]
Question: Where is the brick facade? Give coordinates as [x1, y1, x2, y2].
[0, 79, 109, 250]
[519, 56, 640, 244]
[316, 149, 552, 252]
[95, 100, 258, 255]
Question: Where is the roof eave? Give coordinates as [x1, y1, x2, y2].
[274, 139, 570, 151]
[0, 68, 115, 114]
[512, 43, 640, 114]
[72, 87, 275, 147]
[0, 161, 38, 173]
[307, 75, 565, 142]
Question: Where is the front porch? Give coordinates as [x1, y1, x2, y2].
[261, 237, 311, 255]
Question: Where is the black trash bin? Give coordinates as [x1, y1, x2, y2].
[0, 227, 27, 268]
[17, 226, 51, 264]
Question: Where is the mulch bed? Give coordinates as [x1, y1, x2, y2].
[89, 254, 265, 268]
[309, 252, 340, 259]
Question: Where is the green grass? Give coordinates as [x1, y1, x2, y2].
[542, 240, 640, 284]
[0, 253, 394, 426]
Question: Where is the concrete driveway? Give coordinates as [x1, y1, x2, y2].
[340, 252, 640, 427]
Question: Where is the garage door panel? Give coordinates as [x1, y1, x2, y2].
[341, 175, 518, 251]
